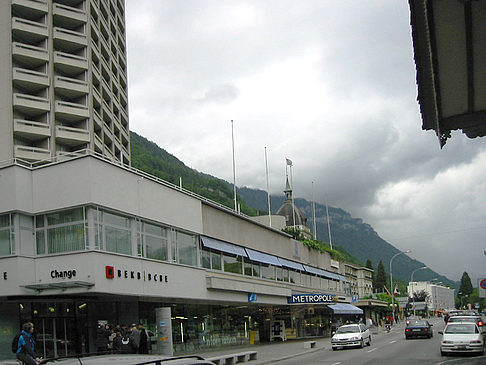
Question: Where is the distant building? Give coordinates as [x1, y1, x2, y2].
[408, 281, 455, 312]
[275, 177, 312, 239]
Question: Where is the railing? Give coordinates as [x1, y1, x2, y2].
[12, 17, 48, 35]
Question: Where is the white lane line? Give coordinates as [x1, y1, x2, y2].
[331, 362, 341, 365]
[366, 347, 377, 353]
[389, 340, 397, 344]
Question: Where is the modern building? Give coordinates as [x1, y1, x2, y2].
[407, 281, 455, 313]
[0, 0, 130, 165]
[344, 263, 373, 300]
[0, 1, 371, 362]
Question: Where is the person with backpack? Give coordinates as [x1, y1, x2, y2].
[15, 322, 41, 365]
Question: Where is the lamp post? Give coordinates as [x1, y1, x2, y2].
[390, 250, 411, 322]
[410, 266, 427, 316]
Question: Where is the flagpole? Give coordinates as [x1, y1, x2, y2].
[231, 120, 237, 211]
[290, 163, 296, 228]
[325, 194, 333, 250]
[312, 181, 317, 240]
[265, 147, 272, 227]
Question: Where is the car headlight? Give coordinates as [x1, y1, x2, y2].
[470, 340, 482, 344]
[351, 336, 359, 340]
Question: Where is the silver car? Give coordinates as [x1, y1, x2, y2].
[331, 324, 371, 350]
[439, 323, 484, 356]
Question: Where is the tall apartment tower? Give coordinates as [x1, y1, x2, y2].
[0, 0, 130, 165]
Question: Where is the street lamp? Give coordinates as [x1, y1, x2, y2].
[411, 266, 427, 316]
[390, 250, 411, 322]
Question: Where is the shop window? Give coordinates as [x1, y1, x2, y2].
[223, 254, 242, 274]
[0, 214, 13, 255]
[35, 208, 87, 254]
[176, 231, 197, 266]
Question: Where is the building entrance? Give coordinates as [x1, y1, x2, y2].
[33, 317, 76, 359]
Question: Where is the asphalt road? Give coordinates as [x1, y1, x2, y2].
[276, 318, 486, 365]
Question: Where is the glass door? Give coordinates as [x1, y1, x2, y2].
[33, 317, 76, 359]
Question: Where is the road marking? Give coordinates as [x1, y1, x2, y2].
[366, 347, 377, 353]
[331, 362, 341, 365]
[389, 340, 397, 344]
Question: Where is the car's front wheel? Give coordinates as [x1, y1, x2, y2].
[367, 336, 371, 346]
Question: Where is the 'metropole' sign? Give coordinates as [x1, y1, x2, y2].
[288, 293, 337, 304]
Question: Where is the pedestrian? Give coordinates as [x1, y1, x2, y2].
[138, 323, 149, 354]
[16, 322, 41, 365]
[120, 328, 137, 354]
[112, 330, 123, 353]
[95, 323, 110, 353]
[130, 323, 140, 352]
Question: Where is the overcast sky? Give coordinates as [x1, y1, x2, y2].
[125, 0, 486, 284]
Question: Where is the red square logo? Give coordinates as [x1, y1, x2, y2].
[105, 266, 114, 279]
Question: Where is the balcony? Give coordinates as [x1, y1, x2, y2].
[13, 93, 50, 116]
[93, 110, 103, 131]
[54, 100, 89, 122]
[12, 67, 49, 92]
[55, 125, 90, 146]
[13, 119, 51, 140]
[12, 0, 48, 20]
[12, 42, 49, 68]
[94, 133, 104, 152]
[53, 3, 87, 29]
[14, 145, 51, 162]
[54, 75, 88, 98]
[53, 27, 88, 53]
[12, 17, 48, 44]
[54, 51, 88, 76]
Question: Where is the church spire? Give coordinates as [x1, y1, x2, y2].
[284, 176, 292, 201]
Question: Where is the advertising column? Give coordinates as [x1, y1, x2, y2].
[155, 307, 173, 356]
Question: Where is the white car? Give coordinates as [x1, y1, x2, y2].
[331, 324, 371, 350]
[439, 323, 484, 356]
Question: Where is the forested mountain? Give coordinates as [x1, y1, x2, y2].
[130, 132, 456, 288]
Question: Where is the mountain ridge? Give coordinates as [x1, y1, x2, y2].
[130, 131, 457, 288]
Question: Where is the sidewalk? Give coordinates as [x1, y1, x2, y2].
[194, 338, 328, 364]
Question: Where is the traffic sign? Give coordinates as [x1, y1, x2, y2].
[479, 278, 486, 298]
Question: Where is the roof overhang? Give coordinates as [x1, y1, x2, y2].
[409, 0, 486, 147]
[22, 281, 95, 292]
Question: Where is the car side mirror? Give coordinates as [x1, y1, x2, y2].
[438, 331, 443, 335]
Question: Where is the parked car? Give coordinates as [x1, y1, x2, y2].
[331, 324, 371, 350]
[405, 320, 433, 339]
[439, 323, 484, 356]
[40, 354, 215, 365]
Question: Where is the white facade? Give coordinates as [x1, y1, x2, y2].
[408, 281, 455, 312]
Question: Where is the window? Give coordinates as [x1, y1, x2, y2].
[175, 231, 197, 266]
[0, 214, 13, 255]
[260, 264, 275, 280]
[36, 208, 87, 254]
[211, 251, 222, 270]
[94, 209, 132, 255]
[139, 221, 168, 261]
[223, 254, 242, 274]
[289, 270, 300, 285]
[201, 249, 211, 269]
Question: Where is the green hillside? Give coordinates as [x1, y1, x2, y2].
[130, 132, 258, 216]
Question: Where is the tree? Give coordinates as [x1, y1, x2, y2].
[365, 259, 373, 270]
[374, 260, 387, 291]
[458, 272, 473, 297]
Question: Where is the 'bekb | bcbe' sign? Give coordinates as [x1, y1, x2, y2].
[288, 293, 337, 304]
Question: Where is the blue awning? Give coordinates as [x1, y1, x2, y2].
[278, 258, 305, 271]
[200, 236, 247, 257]
[303, 265, 341, 281]
[246, 248, 281, 266]
[328, 303, 363, 315]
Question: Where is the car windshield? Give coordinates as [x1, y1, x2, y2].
[336, 326, 359, 334]
[445, 324, 478, 334]
[448, 317, 477, 323]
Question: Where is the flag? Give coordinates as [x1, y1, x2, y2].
[394, 286, 400, 296]
[286, 158, 292, 166]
